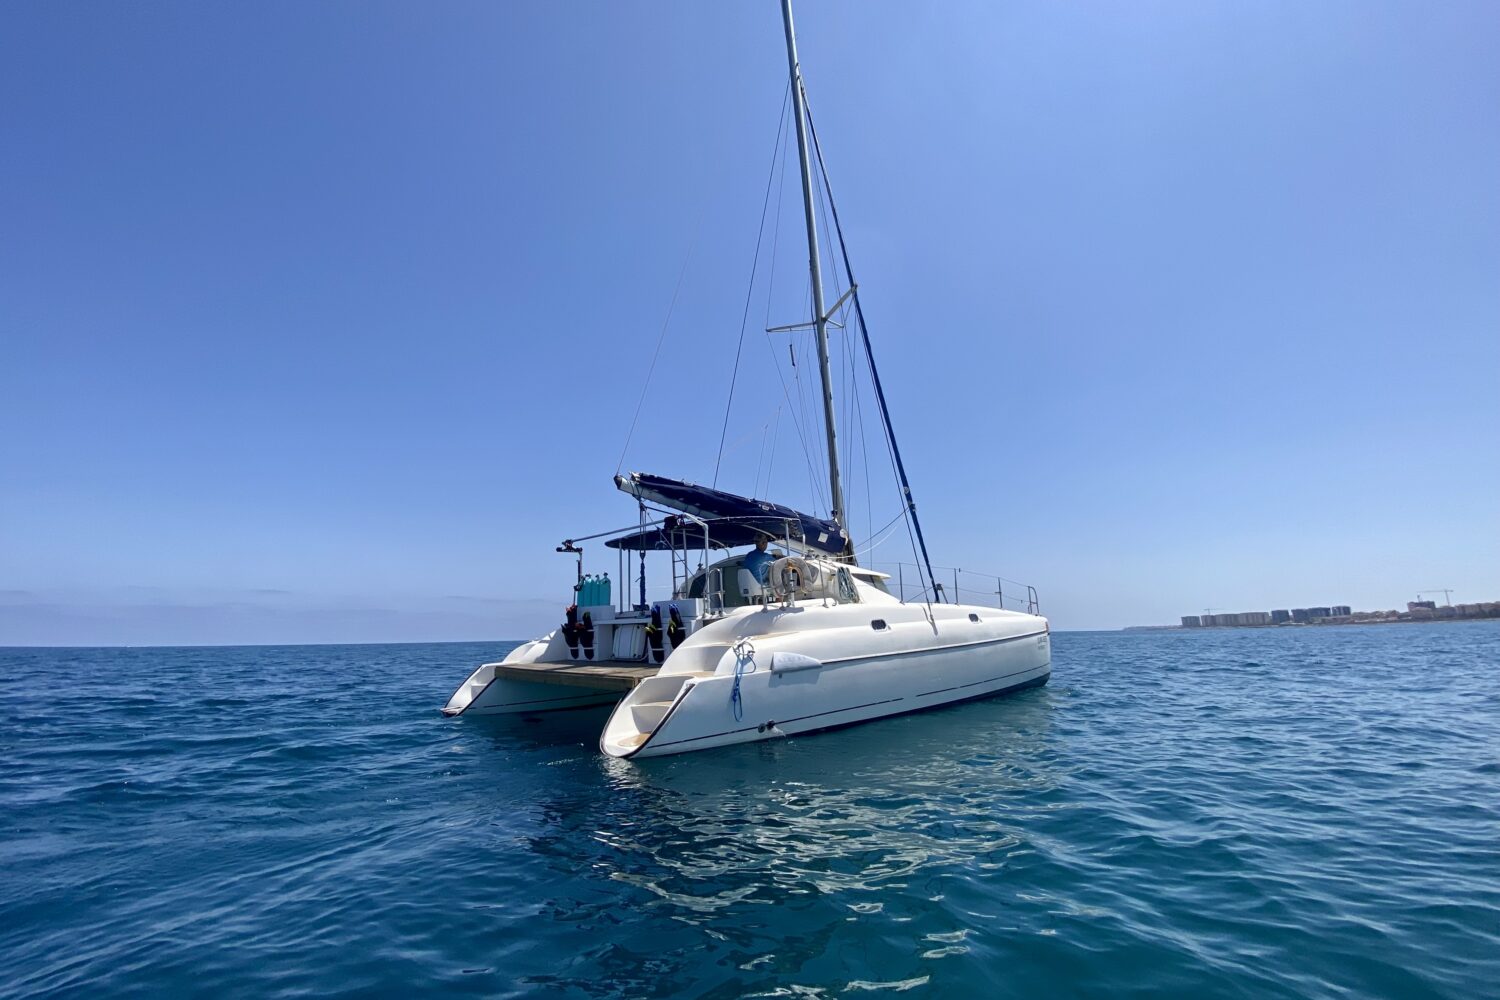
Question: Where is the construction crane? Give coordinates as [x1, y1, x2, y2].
[1417, 589, 1454, 606]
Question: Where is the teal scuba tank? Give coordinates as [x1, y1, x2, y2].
[600, 572, 611, 607]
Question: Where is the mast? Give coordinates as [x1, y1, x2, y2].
[780, 0, 846, 540]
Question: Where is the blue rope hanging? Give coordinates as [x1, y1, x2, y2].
[729, 639, 757, 722]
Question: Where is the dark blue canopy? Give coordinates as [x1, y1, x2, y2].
[613, 472, 850, 556]
[605, 515, 795, 552]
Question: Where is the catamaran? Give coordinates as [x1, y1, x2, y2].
[442, 0, 1051, 757]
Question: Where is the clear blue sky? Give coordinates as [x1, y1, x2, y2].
[3, 1, 1496, 644]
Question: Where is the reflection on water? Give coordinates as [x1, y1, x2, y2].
[481, 688, 1063, 994]
[6, 628, 1500, 999]
[601, 697, 1058, 892]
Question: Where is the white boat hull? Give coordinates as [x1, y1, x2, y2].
[443, 663, 624, 716]
[602, 605, 1051, 758]
[442, 633, 627, 716]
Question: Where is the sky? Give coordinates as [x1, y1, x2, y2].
[2, 0, 1497, 644]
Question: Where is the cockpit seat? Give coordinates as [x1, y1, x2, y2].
[737, 568, 765, 602]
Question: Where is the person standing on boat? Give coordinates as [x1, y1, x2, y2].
[743, 537, 775, 585]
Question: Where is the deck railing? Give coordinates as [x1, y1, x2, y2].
[875, 562, 1041, 615]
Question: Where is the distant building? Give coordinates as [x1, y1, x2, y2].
[1179, 600, 1495, 626]
[1178, 600, 1487, 628]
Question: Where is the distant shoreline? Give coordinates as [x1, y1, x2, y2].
[1126, 616, 1499, 632]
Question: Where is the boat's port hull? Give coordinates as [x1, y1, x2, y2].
[442, 638, 659, 716]
[602, 614, 1051, 757]
[443, 669, 626, 716]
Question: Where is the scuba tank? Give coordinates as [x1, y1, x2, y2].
[645, 604, 665, 664]
[562, 604, 580, 660]
[580, 574, 595, 606]
[666, 603, 686, 653]
[580, 611, 595, 661]
[599, 572, 611, 608]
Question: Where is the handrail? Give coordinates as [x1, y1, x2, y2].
[877, 561, 1042, 614]
[559, 517, 670, 548]
[707, 568, 725, 615]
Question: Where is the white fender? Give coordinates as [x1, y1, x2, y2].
[770, 651, 822, 674]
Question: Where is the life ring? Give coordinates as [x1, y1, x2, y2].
[767, 556, 810, 598]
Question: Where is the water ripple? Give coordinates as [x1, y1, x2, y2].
[1, 625, 1498, 997]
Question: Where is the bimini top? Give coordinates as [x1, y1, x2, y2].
[605, 515, 800, 552]
[613, 472, 850, 556]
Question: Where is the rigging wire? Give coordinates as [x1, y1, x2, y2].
[812, 164, 849, 522]
[803, 98, 942, 602]
[764, 405, 781, 499]
[845, 304, 875, 552]
[758, 103, 826, 514]
[790, 280, 827, 515]
[849, 509, 911, 560]
[753, 418, 770, 497]
[765, 322, 825, 513]
[615, 215, 701, 477]
[812, 101, 897, 562]
[713, 82, 790, 488]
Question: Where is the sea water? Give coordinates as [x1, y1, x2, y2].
[2, 623, 1497, 998]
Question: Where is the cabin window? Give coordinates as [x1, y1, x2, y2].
[870, 619, 888, 630]
[837, 567, 859, 604]
[969, 613, 981, 623]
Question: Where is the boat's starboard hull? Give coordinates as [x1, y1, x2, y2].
[601, 609, 1051, 757]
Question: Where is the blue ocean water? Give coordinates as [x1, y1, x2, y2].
[2, 623, 1497, 998]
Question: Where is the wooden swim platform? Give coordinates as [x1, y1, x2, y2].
[488, 659, 660, 692]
